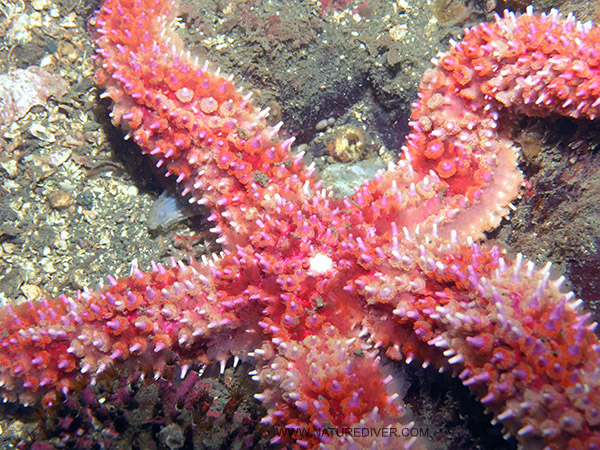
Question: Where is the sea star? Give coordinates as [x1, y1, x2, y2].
[1, 1, 600, 448]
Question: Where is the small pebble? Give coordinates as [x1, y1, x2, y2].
[47, 191, 74, 210]
[31, 0, 48, 11]
[2, 242, 16, 254]
[30, 123, 56, 143]
[21, 284, 42, 301]
[315, 119, 329, 131]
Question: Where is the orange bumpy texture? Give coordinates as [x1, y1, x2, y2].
[0, 2, 599, 449]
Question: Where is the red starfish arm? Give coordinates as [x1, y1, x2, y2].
[0, 259, 265, 407]
[92, 0, 317, 248]
[433, 240, 600, 448]
[251, 323, 425, 449]
[364, 233, 600, 449]
[363, 9, 600, 241]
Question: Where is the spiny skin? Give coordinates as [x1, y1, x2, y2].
[1, 1, 600, 448]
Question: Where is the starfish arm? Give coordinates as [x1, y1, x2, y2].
[0, 259, 265, 407]
[361, 232, 600, 448]
[252, 324, 424, 449]
[92, 0, 317, 248]
[433, 240, 600, 449]
[361, 8, 600, 240]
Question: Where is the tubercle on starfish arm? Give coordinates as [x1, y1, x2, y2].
[1, 0, 600, 449]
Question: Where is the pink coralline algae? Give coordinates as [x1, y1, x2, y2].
[0, 67, 67, 128]
[319, 0, 353, 14]
[1, 1, 600, 449]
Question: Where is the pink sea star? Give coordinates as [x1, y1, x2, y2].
[1, 1, 600, 449]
